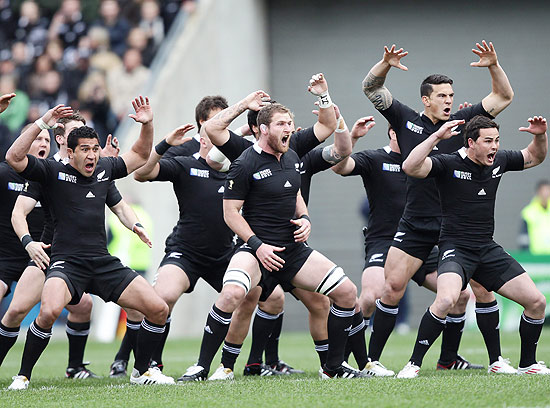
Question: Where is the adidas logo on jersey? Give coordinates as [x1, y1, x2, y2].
[284, 181, 292, 188]
[478, 189, 486, 196]
[419, 339, 430, 346]
[442, 249, 455, 260]
[86, 191, 95, 198]
[369, 253, 384, 263]
[393, 231, 406, 242]
[96, 170, 109, 182]
[491, 166, 502, 178]
[218, 186, 225, 193]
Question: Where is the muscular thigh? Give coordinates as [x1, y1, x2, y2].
[10, 265, 45, 309]
[226, 250, 262, 288]
[291, 250, 336, 292]
[153, 264, 190, 306]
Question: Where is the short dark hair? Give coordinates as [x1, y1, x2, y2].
[256, 103, 293, 130]
[195, 95, 228, 130]
[53, 112, 86, 148]
[248, 100, 278, 135]
[420, 74, 453, 98]
[463, 115, 499, 148]
[67, 126, 100, 151]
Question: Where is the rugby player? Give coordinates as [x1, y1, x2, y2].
[361, 41, 514, 372]
[5, 97, 174, 389]
[397, 115, 548, 377]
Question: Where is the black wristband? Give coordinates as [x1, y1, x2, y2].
[300, 214, 311, 223]
[132, 222, 144, 232]
[247, 235, 263, 252]
[155, 140, 171, 155]
[21, 234, 33, 248]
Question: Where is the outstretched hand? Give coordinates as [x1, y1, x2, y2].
[0, 93, 16, 113]
[308, 73, 328, 96]
[245, 90, 271, 111]
[458, 101, 472, 110]
[42, 104, 74, 127]
[383, 44, 408, 71]
[166, 123, 195, 146]
[351, 116, 376, 139]
[101, 134, 120, 157]
[312, 102, 340, 118]
[470, 40, 498, 68]
[128, 96, 153, 124]
[433, 119, 465, 140]
[519, 116, 547, 136]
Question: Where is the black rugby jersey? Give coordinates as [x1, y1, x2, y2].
[21, 162, 122, 245]
[163, 135, 201, 159]
[428, 148, 524, 246]
[0, 162, 44, 260]
[381, 99, 491, 227]
[224, 144, 302, 246]
[298, 147, 332, 205]
[343, 146, 406, 241]
[20, 155, 128, 257]
[153, 153, 234, 259]
[218, 128, 321, 162]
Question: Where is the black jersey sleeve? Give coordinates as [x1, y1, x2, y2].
[290, 127, 321, 158]
[500, 150, 525, 172]
[19, 155, 49, 182]
[107, 156, 128, 180]
[218, 131, 253, 162]
[427, 154, 449, 178]
[20, 179, 42, 201]
[154, 158, 185, 182]
[106, 181, 122, 207]
[306, 148, 333, 174]
[379, 99, 408, 129]
[343, 151, 373, 177]
[223, 159, 250, 200]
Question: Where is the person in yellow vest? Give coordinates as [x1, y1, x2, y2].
[519, 180, 550, 254]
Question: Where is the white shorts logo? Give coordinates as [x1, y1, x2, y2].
[369, 253, 384, 263]
[50, 261, 65, 269]
[442, 249, 456, 260]
[393, 232, 406, 242]
[167, 252, 182, 259]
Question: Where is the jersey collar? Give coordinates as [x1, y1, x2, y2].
[253, 142, 262, 154]
[193, 152, 200, 160]
[383, 145, 391, 154]
[193, 134, 200, 142]
[54, 152, 69, 165]
[458, 147, 467, 159]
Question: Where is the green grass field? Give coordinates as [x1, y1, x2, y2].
[0, 328, 549, 407]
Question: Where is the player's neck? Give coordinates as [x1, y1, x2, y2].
[258, 139, 282, 160]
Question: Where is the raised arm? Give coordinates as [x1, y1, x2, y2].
[6, 104, 73, 172]
[204, 90, 270, 147]
[362, 45, 408, 111]
[472, 41, 514, 117]
[0, 92, 16, 113]
[519, 116, 548, 169]
[308, 73, 337, 142]
[134, 124, 195, 181]
[109, 200, 152, 247]
[12, 195, 51, 270]
[311, 104, 352, 165]
[402, 119, 464, 178]
[120, 96, 154, 174]
[332, 116, 376, 175]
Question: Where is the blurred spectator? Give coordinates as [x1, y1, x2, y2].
[126, 26, 155, 67]
[106, 47, 149, 120]
[139, 0, 164, 51]
[519, 180, 550, 254]
[26, 53, 54, 99]
[11, 41, 34, 78]
[78, 70, 117, 139]
[0, 75, 30, 133]
[14, 0, 49, 59]
[162, 0, 195, 33]
[87, 25, 122, 73]
[48, 0, 87, 53]
[0, 0, 17, 45]
[93, 0, 131, 57]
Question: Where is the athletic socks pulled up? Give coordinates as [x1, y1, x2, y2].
[151, 315, 171, 366]
[114, 319, 141, 362]
[0, 322, 20, 366]
[66, 320, 90, 369]
[368, 300, 398, 361]
[134, 319, 165, 375]
[264, 312, 284, 365]
[326, 304, 355, 370]
[314, 339, 329, 366]
[475, 300, 501, 364]
[19, 320, 52, 380]
[197, 305, 232, 373]
[344, 311, 368, 370]
[519, 313, 544, 368]
[247, 308, 280, 365]
[409, 309, 446, 367]
[221, 341, 242, 370]
[439, 313, 466, 363]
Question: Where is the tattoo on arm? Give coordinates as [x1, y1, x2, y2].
[211, 101, 248, 129]
[322, 145, 344, 165]
[362, 72, 393, 110]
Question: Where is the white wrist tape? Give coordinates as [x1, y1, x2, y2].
[219, 158, 231, 172]
[316, 91, 333, 109]
[34, 118, 58, 130]
[208, 146, 228, 164]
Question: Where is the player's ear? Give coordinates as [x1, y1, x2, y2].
[421, 95, 430, 107]
[67, 147, 74, 158]
[260, 124, 268, 133]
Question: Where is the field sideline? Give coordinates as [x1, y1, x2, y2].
[0, 328, 549, 407]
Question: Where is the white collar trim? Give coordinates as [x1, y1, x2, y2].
[383, 145, 391, 154]
[458, 147, 467, 159]
[253, 142, 262, 154]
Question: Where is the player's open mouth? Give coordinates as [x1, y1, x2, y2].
[38, 149, 47, 158]
[487, 152, 495, 162]
[281, 135, 289, 145]
[443, 108, 451, 115]
[85, 163, 94, 171]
